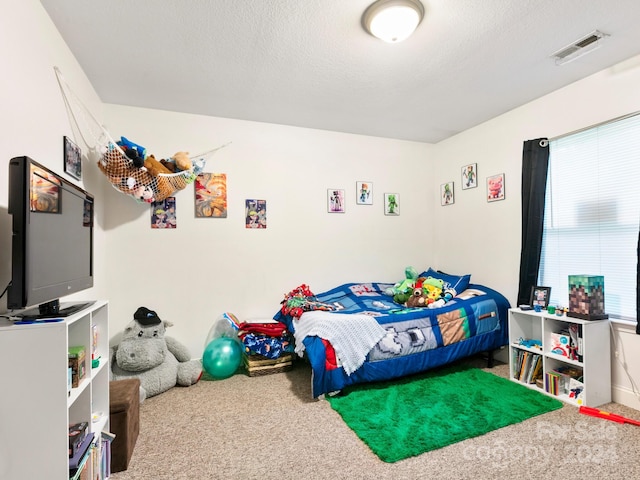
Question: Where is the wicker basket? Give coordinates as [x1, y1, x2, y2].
[243, 352, 295, 377]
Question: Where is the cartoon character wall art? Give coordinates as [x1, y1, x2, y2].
[461, 163, 477, 189]
[487, 173, 505, 202]
[245, 199, 267, 228]
[441, 182, 454, 206]
[328, 189, 345, 213]
[384, 193, 399, 215]
[356, 181, 373, 205]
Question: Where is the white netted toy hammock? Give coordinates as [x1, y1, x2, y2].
[54, 67, 229, 203]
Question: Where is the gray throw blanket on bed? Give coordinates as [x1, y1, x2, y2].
[293, 311, 387, 375]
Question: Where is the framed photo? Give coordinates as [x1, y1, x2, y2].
[63, 136, 82, 180]
[530, 286, 551, 308]
[328, 189, 345, 213]
[441, 181, 454, 206]
[356, 181, 373, 205]
[461, 163, 477, 189]
[487, 173, 505, 202]
[384, 193, 399, 215]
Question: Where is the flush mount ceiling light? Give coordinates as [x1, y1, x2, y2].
[551, 30, 609, 65]
[362, 0, 425, 43]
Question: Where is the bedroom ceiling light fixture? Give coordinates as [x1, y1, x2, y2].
[551, 30, 609, 65]
[362, 0, 425, 43]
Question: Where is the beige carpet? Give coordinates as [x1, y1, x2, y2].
[111, 356, 640, 480]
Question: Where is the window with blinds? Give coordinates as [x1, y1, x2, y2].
[539, 113, 640, 321]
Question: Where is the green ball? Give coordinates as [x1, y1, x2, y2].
[202, 337, 242, 380]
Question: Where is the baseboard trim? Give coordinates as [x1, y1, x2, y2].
[612, 383, 640, 410]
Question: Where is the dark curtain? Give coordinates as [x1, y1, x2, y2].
[516, 138, 550, 306]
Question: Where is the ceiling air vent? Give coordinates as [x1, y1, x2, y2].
[551, 30, 608, 65]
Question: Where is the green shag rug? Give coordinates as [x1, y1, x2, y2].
[327, 364, 563, 463]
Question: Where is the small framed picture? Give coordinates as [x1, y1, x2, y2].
[245, 199, 267, 228]
[356, 181, 373, 205]
[530, 286, 551, 308]
[384, 193, 399, 215]
[441, 181, 454, 206]
[63, 136, 82, 180]
[487, 173, 505, 202]
[461, 163, 477, 189]
[151, 197, 177, 229]
[328, 189, 345, 213]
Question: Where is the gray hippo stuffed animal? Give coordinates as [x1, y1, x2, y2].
[110, 307, 202, 402]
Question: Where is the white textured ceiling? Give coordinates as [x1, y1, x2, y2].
[40, 0, 640, 143]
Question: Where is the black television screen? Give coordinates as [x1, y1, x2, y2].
[8, 156, 94, 318]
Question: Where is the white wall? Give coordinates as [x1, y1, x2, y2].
[432, 54, 640, 409]
[0, 0, 108, 311]
[101, 105, 433, 355]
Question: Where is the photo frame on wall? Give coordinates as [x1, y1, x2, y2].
[384, 193, 399, 215]
[356, 181, 373, 205]
[63, 136, 82, 180]
[328, 189, 345, 213]
[441, 181, 454, 206]
[487, 173, 505, 202]
[461, 163, 477, 189]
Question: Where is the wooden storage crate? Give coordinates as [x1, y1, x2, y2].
[243, 352, 294, 377]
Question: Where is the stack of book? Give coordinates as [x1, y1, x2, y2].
[512, 350, 543, 384]
[68, 424, 114, 480]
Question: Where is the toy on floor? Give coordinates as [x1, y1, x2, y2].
[579, 406, 640, 426]
[110, 307, 202, 402]
[202, 312, 244, 379]
[202, 337, 243, 380]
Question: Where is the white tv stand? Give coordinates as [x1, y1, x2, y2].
[0, 301, 109, 479]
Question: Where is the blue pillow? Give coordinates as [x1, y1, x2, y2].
[420, 268, 471, 294]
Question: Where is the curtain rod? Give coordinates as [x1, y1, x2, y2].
[545, 110, 640, 145]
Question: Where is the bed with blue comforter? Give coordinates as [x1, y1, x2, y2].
[273, 273, 510, 398]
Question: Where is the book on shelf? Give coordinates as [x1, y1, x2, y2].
[69, 432, 93, 470]
[513, 350, 542, 383]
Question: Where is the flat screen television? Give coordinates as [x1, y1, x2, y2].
[8, 156, 94, 318]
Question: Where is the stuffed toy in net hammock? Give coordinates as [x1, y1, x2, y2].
[96, 134, 222, 203]
[54, 66, 228, 204]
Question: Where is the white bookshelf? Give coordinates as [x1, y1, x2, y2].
[0, 301, 109, 479]
[508, 307, 611, 407]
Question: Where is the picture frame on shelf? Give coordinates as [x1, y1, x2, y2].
[384, 193, 399, 215]
[441, 181, 454, 206]
[63, 136, 82, 180]
[461, 163, 477, 189]
[530, 286, 551, 308]
[356, 181, 373, 205]
[487, 173, 505, 202]
[328, 189, 345, 213]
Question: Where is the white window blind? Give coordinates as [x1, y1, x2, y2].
[539, 113, 640, 321]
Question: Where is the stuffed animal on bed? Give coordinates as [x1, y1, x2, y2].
[110, 307, 202, 402]
[385, 266, 419, 301]
[422, 277, 444, 302]
[406, 278, 431, 308]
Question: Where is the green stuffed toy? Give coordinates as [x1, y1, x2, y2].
[385, 266, 419, 304]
